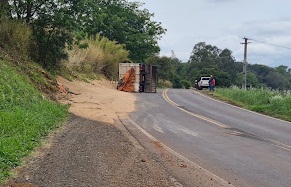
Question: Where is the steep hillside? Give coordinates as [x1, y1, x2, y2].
[0, 59, 68, 182]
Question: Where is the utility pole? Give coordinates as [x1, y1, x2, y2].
[171, 50, 177, 67]
[171, 50, 176, 59]
[241, 37, 250, 90]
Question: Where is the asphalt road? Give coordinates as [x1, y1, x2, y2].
[123, 89, 291, 187]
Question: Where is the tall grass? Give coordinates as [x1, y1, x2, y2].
[158, 80, 173, 88]
[62, 35, 129, 80]
[213, 87, 291, 121]
[0, 19, 31, 56]
[0, 60, 68, 183]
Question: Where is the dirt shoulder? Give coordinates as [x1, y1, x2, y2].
[56, 76, 136, 124]
[4, 77, 179, 187]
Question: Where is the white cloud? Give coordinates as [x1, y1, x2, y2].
[131, 0, 291, 67]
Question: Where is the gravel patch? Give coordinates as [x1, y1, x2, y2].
[4, 114, 178, 187]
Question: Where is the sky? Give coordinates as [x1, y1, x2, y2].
[129, 0, 291, 68]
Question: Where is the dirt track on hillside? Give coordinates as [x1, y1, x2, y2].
[3, 78, 180, 187]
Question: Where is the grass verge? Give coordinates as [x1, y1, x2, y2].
[209, 87, 291, 122]
[0, 59, 68, 183]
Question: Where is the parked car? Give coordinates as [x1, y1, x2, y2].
[195, 77, 211, 90]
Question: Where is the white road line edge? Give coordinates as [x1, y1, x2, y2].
[126, 117, 235, 187]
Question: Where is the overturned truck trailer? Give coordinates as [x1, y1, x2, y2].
[117, 63, 157, 93]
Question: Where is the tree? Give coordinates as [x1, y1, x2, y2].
[189, 42, 221, 64]
[85, 0, 166, 63]
[7, 0, 49, 23]
[0, 0, 9, 20]
[186, 42, 239, 87]
[265, 71, 289, 89]
[247, 64, 291, 89]
[30, 0, 79, 68]
[2, 0, 166, 69]
[175, 62, 198, 86]
[145, 56, 175, 81]
[217, 48, 237, 83]
[276, 65, 289, 74]
[2, 0, 78, 68]
[235, 72, 260, 88]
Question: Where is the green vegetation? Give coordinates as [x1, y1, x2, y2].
[0, 60, 68, 182]
[0, 19, 31, 56]
[1, 0, 165, 69]
[62, 35, 130, 80]
[0, 0, 290, 183]
[0, 1, 165, 181]
[146, 42, 291, 90]
[212, 87, 291, 122]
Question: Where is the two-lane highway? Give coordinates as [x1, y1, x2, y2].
[120, 89, 291, 187]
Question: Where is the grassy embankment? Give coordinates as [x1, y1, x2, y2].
[0, 18, 130, 183]
[0, 20, 130, 183]
[212, 87, 291, 122]
[0, 60, 68, 182]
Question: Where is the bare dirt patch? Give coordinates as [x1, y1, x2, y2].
[57, 76, 135, 124]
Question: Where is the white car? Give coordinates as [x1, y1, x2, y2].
[196, 77, 211, 90]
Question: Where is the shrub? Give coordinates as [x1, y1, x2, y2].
[180, 80, 191, 89]
[62, 35, 129, 80]
[158, 80, 173, 88]
[0, 19, 31, 56]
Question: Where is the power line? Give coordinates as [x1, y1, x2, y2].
[250, 38, 291, 50]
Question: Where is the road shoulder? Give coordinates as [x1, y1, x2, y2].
[4, 114, 180, 187]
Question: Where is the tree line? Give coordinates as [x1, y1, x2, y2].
[146, 42, 291, 90]
[0, 0, 165, 70]
[1, 1, 290, 90]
